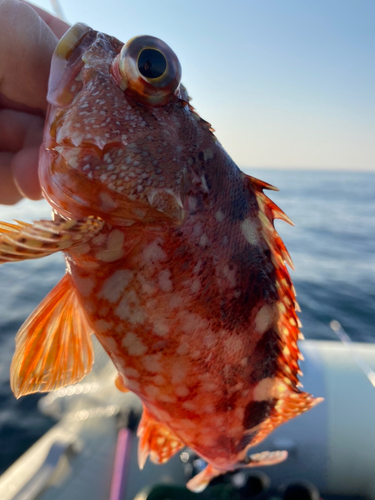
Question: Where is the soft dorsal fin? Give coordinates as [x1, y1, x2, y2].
[0, 217, 103, 263]
[245, 390, 323, 450]
[11, 274, 94, 398]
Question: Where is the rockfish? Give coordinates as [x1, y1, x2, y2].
[0, 24, 322, 491]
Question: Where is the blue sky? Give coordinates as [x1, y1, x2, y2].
[33, 0, 374, 170]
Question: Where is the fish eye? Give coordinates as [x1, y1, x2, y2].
[138, 49, 167, 79]
[114, 35, 181, 107]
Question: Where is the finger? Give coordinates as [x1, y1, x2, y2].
[0, 109, 44, 152]
[0, 0, 58, 110]
[20, 0, 70, 38]
[11, 147, 42, 200]
[0, 91, 46, 116]
[0, 152, 23, 204]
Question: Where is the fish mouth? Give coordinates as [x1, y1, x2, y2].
[40, 147, 184, 226]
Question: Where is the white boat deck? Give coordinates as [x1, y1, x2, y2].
[1, 340, 375, 499]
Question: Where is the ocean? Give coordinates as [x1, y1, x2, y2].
[0, 168, 374, 473]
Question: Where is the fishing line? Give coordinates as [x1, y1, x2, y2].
[49, 0, 66, 21]
[330, 319, 375, 388]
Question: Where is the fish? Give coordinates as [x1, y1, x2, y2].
[0, 23, 322, 492]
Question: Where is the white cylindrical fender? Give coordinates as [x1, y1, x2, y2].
[314, 340, 375, 499]
[250, 340, 375, 499]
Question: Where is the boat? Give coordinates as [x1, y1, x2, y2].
[1, 323, 375, 500]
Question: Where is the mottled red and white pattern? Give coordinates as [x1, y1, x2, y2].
[2, 24, 322, 492]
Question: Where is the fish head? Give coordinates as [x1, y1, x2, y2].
[40, 23, 213, 226]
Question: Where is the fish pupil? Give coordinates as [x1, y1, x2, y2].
[138, 49, 167, 79]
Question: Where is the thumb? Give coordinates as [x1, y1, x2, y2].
[0, 0, 59, 111]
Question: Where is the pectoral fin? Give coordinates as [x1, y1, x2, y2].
[11, 274, 94, 398]
[0, 217, 103, 263]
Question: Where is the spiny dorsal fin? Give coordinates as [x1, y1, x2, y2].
[244, 174, 293, 225]
[245, 174, 279, 192]
[11, 274, 94, 398]
[244, 173, 309, 389]
[0, 217, 104, 263]
[259, 195, 294, 226]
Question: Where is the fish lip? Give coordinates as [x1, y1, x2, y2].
[48, 24, 96, 108]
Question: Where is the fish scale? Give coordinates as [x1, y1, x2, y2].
[0, 23, 322, 491]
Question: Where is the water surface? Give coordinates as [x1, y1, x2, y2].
[0, 169, 374, 473]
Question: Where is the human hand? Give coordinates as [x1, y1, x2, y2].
[0, 0, 69, 204]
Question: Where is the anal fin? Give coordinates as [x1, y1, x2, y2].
[11, 274, 94, 398]
[137, 407, 185, 469]
[0, 217, 103, 263]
